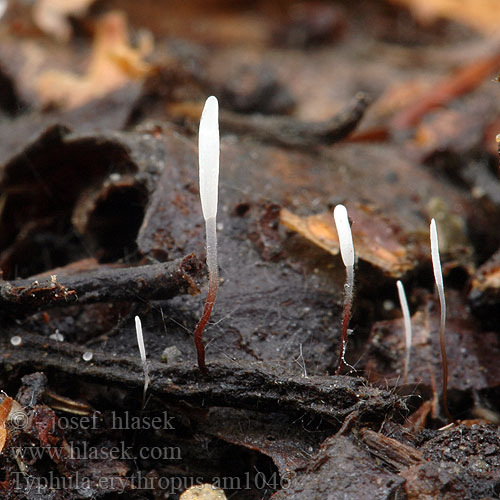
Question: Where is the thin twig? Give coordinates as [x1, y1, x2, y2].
[0, 255, 204, 315]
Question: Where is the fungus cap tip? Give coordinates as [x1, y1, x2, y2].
[334, 204, 354, 268]
[135, 315, 147, 363]
[430, 218, 444, 289]
[199, 96, 220, 220]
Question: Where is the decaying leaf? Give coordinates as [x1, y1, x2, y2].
[280, 205, 414, 277]
[0, 396, 13, 453]
[36, 11, 153, 109]
[387, 0, 500, 34]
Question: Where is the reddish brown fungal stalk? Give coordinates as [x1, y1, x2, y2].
[193, 217, 218, 374]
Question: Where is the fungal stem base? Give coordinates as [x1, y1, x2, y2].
[194, 217, 218, 374]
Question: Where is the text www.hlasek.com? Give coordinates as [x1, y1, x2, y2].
[10, 441, 181, 461]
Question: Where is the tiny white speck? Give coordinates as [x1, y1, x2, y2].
[10, 336, 22, 346]
[109, 173, 121, 182]
[216, 222, 224, 231]
[82, 351, 93, 362]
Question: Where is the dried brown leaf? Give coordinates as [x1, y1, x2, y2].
[280, 206, 413, 277]
[36, 11, 153, 109]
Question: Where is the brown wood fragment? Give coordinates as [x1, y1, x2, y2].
[359, 428, 424, 472]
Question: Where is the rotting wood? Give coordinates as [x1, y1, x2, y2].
[0, 332, 407, 429]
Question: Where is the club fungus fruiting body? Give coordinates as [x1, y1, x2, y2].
[194, 96, 220, 374]
[396, 280, 412, 383]
[333, 204, 355, 375]
[135, 315, 150, 408]
[430, 218, 453, 423]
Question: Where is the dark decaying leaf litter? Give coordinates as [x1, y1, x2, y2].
[1, 1, 500, 499]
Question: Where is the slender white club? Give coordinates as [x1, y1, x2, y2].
[430, 219, 444, 290]
[430, 218, 452, 422]
[396, 280, 412, 382]
[334, 204, 354, 268]
[135, 315, 150, 405]
[199, 96, 220, 221]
